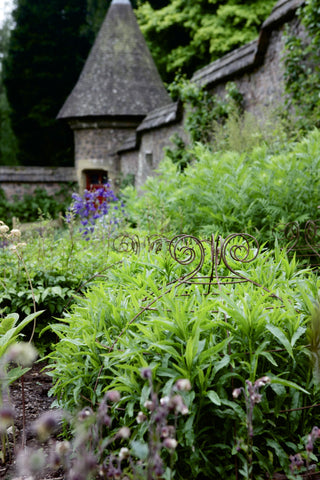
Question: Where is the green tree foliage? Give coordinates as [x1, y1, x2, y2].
[3, 0, 91, 166]
[135, 0, 277, 81]
[0, 18, 18, 165]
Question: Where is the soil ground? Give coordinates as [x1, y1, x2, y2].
[1, 361, 62, 480]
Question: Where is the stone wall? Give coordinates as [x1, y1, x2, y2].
[70, 118, 142, 189]
[118, 0, 306, 189]
[0, 166, 77, 200]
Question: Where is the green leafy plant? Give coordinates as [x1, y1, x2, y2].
[46, 240, 320, 479]
[124, 128, 320, 242]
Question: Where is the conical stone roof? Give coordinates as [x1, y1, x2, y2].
[58, 0, 171, 120]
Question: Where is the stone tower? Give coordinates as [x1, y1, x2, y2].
[57, 0, 171, 190]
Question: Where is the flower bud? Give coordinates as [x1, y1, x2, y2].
[160, 396, 170, 406]
[78, 407, 93, 421]
[106, 390, 121, 403]
[232, 388, 242, 399]
[33, 411, 61, 442]
[55, 440, 71, 456]
[144, 400, 155, 411]
[163, 438, 178, 450]
[140, 368, 152, 380]
[136, 411, 147, 424]
[0, 223, 9, 234]
[175, 379, 191, 391]
[119, 447, 130, 461]
[118, 426, 131, 439]
[0, 405, 15, 432]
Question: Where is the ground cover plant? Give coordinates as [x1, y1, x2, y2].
[0, 185, 127, 350]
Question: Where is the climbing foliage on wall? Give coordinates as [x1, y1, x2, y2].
[165, 78, 243, 171]
[283, 0, 320, 130]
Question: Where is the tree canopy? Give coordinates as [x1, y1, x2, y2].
[135, 0, 277, 81]
[3, 0, 91, 166]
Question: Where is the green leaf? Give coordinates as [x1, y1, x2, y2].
[206, 390, 221, 406]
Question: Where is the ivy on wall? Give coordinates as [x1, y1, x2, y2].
[165, 77, 243, 171]
[283, 0, 320, 130]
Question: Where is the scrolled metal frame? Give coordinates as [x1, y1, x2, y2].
[274, 219, 320, 267]
[112, 233, 140, 255]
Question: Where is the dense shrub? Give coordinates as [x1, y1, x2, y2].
[0, 185, 74, 227]
[124, 129, 320, 242]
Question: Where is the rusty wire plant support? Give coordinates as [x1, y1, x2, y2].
[112, 232, 141, 255]
[166, 233, 281, 298]
[274, 219, 320, 268]
[110, 232, 284, 351]
[112, 231, 282, 301]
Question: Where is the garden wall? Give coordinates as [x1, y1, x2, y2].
[0, 166, 77, 200]
[118, 0, 305, 189]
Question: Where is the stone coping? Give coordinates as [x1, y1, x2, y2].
[191, 0, 304, 89]
[0, 166, 76, 183]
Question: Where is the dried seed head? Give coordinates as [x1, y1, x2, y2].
[7, 342, 38, 366]
[16, 448, 46, 476]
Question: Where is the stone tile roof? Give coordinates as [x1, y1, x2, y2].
[191, 0, 304, 89]
[137, 102, 181, 132]
[58, 0, 171, 120]
[117, 133, 138, 153]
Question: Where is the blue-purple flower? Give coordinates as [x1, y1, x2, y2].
[67, 185, 126, 239]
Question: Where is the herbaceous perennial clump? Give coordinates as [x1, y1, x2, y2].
[68, 185, 126, 239]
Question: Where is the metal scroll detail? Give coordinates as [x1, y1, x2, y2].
[305, 219, 320, 264]
[168, 234, 205, 282]
[146, 234, 170, 253]
[165, 233, 273, 298]
[275, 219, 320, 267]
[112, 233, 140, 255]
